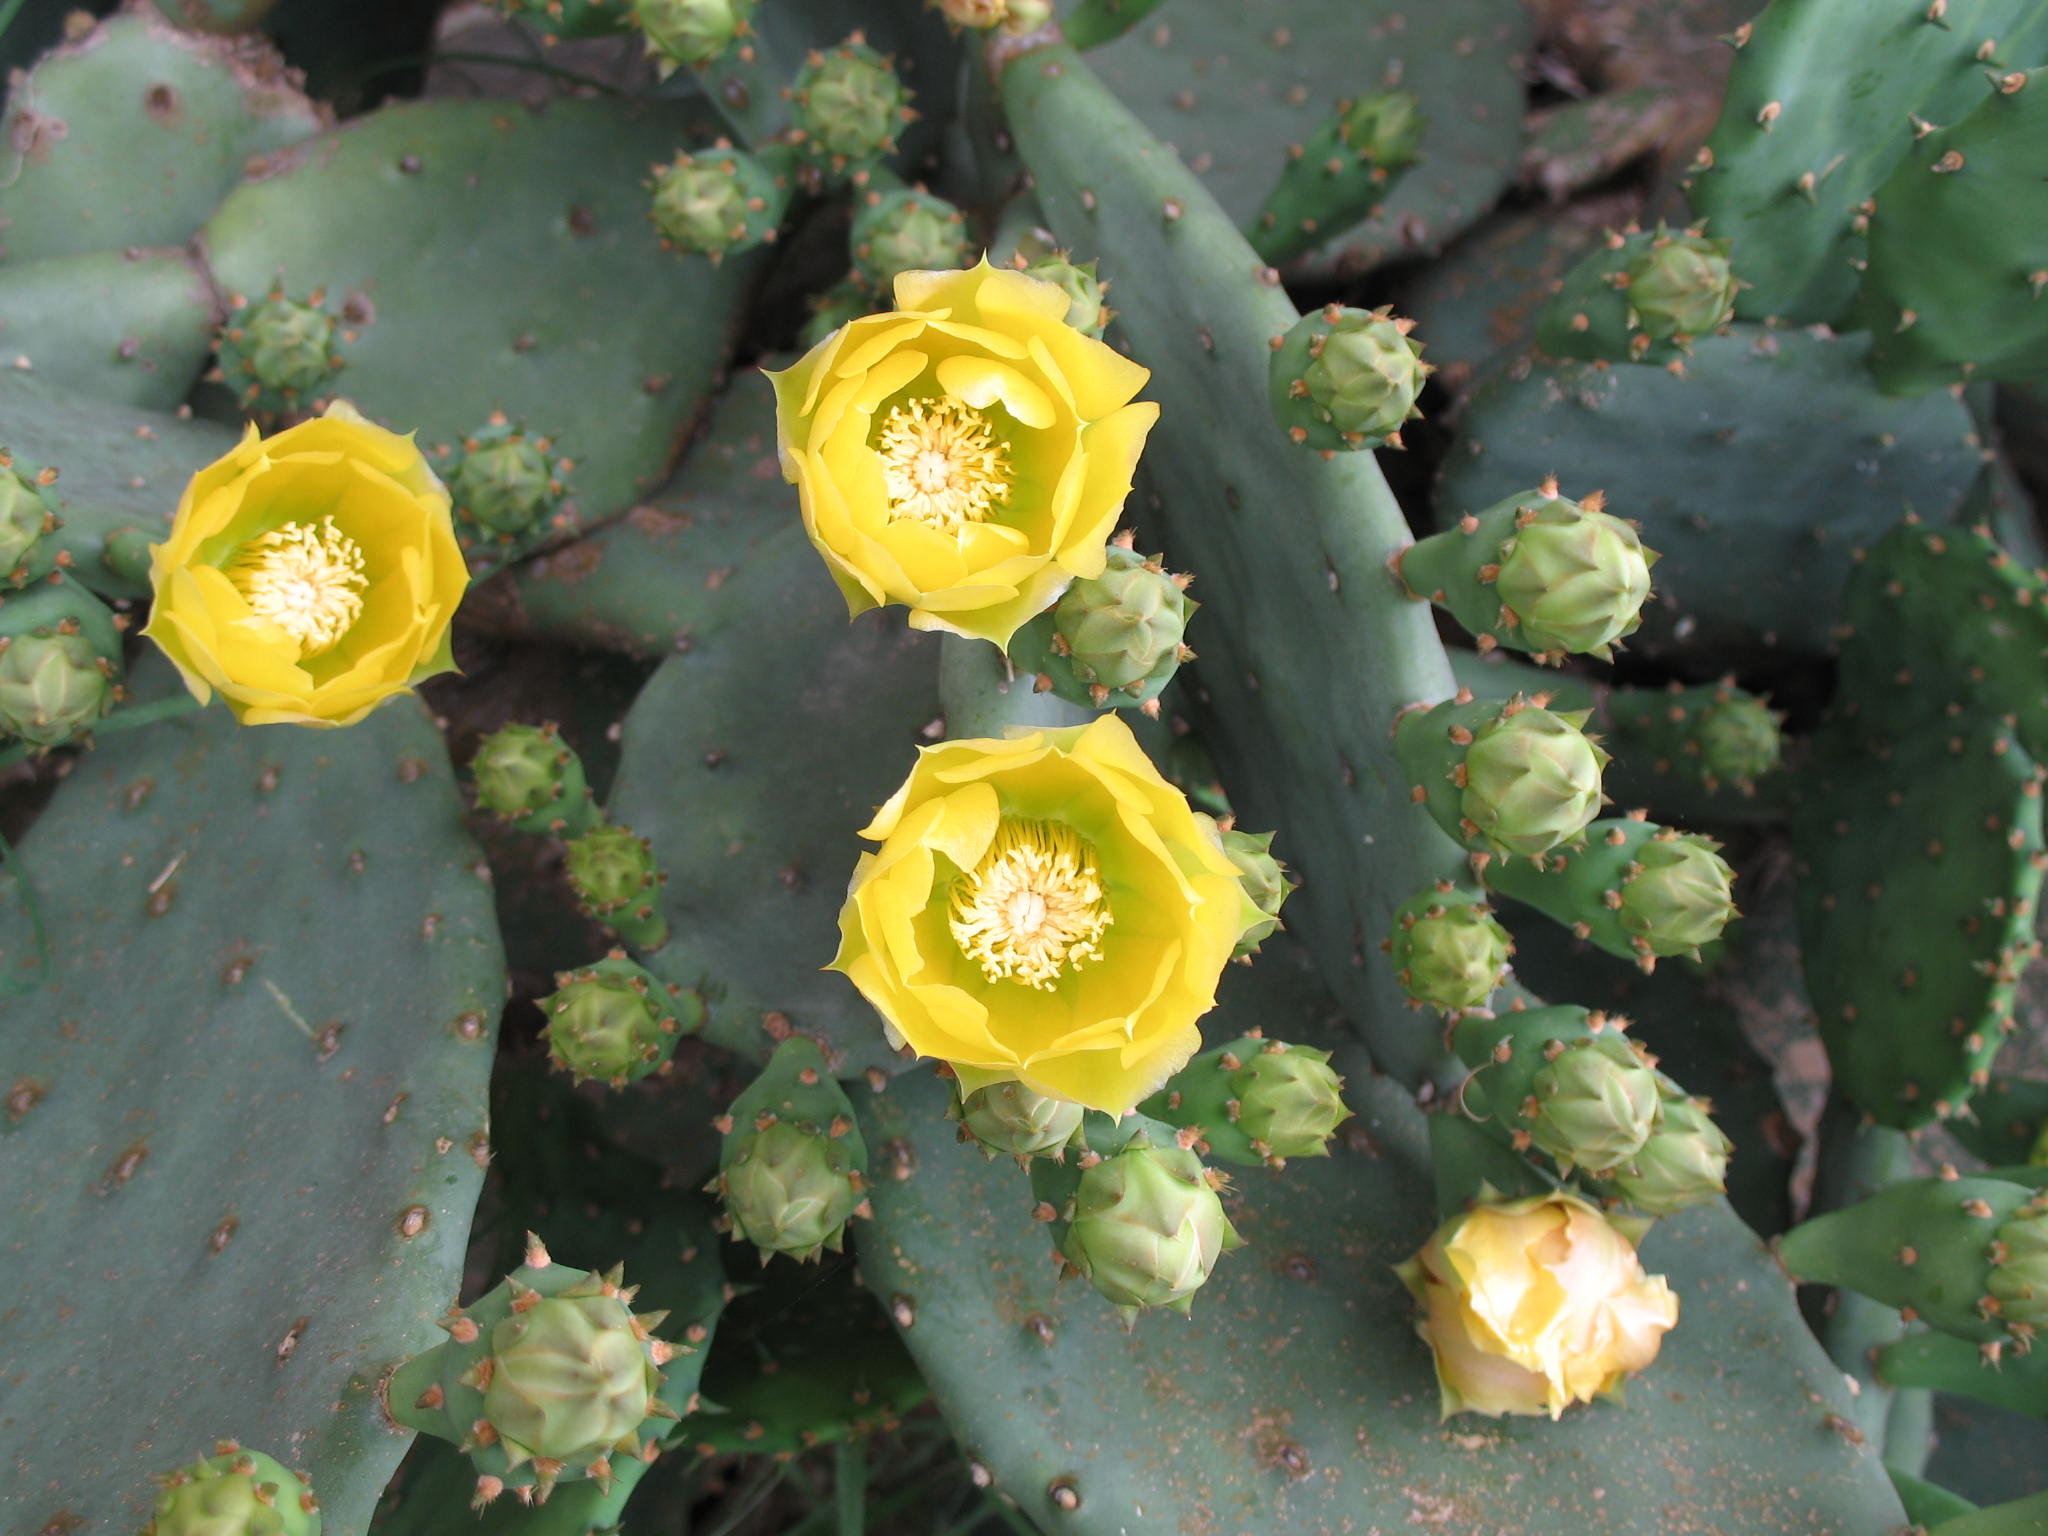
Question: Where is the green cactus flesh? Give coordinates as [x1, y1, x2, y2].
[1690, 0, 2048, 326]
[0, 247, 217, 411]
[0, 8, 323, 263]
[1139, 1033, 1349, 1167]
[202, 98, 757, 531]
[1247, 89, 1425, 266]
[490, 0, 635, 41]
[0, 653, 505, 1533]
[1435, 327, 1980, 662]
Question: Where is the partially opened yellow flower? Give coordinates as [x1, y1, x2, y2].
[767, 259, 1159, 649]
[1397, 1191, 1679, 1419]
[833, 714, 1260, 1115]
[144, 401, 467, 727]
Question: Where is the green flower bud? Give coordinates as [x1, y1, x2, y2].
[717, 1119, 865, 1262]
[1018, 252, 1109, 337]
[147, 1444, 320, 1536]
[484, 1285, 665, 1465]
[1460, 702, 1609, 861]
[1227, 1039, 1348, 1161]
[470, 722, 598, 837]
[0, 580, 121, 749]
[1268, 304, 1430, 453]
[790, 38, 914, 173]
[634, 0, 753, 72]
[1989, 1194, 2048, 1333]
[1609, 1095, 1732, 1216]
[803, 278, 873, 348]
[1493, 489, 1656, 661]
[1388, 882, 1511, 1013]
[565, 823, 668, 950]
[1055, 543, 1192, 692]
[540, 953, 703, 1087]
[850, 187, 971, 289]
[0, 460, 58, 581]
[1529, 1034, 1661, 1175]
[1217, 825, 1288, 957]
[216, 290, 342, 413]
[1617, 832, 1736, 959]
[651, 144, 791, 262]
[1623, 230, 1738, 342]
[956, 1079, 1085, 1159]
[491, 0, 632, 41]
[1060, 1143, 1243, 1322]
[449, 418, 566, 542]
[1695, 691, 1782, 787]
[1337, 89, 1425, 172]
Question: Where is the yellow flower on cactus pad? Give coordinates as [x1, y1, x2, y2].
[1397, 1190, 1679, 1419]
[832, 713, 1260, 1115]
[143, 401, 467, 727]
[767, 259, 1159, 649]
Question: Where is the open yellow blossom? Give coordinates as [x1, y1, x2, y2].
[1397, 1191, 1679, 1419]
[832, 714, 1261, 1116]
[143, 401, 467, 727]
[767, 259, 1159, 649]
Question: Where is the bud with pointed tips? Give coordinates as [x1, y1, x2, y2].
[651, 144, 792, 263]
[215, 289, 342, 414]
[0, 458, 59, 585]
[1007, 542, 1197, 712]
[540, 954, 704, 1087]
[469, 722, 599, 838]
[1389, 883, 1511, 1013]
[1609, 1094, 1733, 1215]
[1268, 305, 1430, 453]
[1060, 1141, 1243, 1322]
[1019, 251, 1111, 337]
[789, 39, 915, 174]
[850, 188, 972, 289]
[564, 824, 669, 950]
[0, 576, 121, 749]
[1617, 833, 1738, 960]
[1213, 824, 1289, 958]
[448, 418, 568, 547]
[633, 0, 755, 72]
[145, 1446, 321, 1535]
[1529, 1035, 1662, 1175]
[956, 1079, 1086, 1159]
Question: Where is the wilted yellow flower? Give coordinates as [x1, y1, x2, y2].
[832, 714, 1259, 1115]
[1396, 1191, 1678, 1418]
[144, 401, 467, 727]
[767, 259, 1159, 649]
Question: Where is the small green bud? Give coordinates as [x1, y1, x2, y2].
[1460, 701, 1609, 861]
[1337, 90, 1425, 172]
[1053, 543, 1193, 695]
[1061, 1143, 1243, 1322]
[216, 290, 342, 413]
[634, 0, 753, 71]
[1493, 489, 1657, 661]
[850, 187, 971, 289]
[449, 418, 566, 543]
[1388, 882, 1511, 1013]
[1529, 1034, 1661, 1175]
[1989, 1194, 2048, 1332]
[0, 580, 121, 749]
[1227, 1039, 1348, 1160]
[803, 278, 873, 348]
[1268, 304, 1430, 453]
[1695, 690, 1782, 787]
[147, 1444, 320, 1536]
[790, 39, 914, 173]
[1018, 251, 1109, 337]
[716, 1119, 865, 1261]
[651, 144, 790, 262]
[484, 1286, 664, 1465]
[1217, 825, 1288, 957]
[565, 823, 668, 950]
[0, 461, 57, 580]
[1623, 230, 1738, 342]
[1617, 832, 1737, 959]
[1609, 1095, 1732, 1215]
[540, 952, 703, 1087]
[491, 0, 632, 40]
[956, 1079, 1085, 1159]
[470, 721, 598, 837]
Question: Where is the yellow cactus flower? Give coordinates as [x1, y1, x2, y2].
[832, 714, 1260, 1115]
[767, 259, 1159, 650]
[1397, 1191, 1679, 1419]
[143, 401, 467, 727]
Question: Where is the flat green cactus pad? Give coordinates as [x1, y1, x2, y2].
[203, 97, 757, 529]
[853, 956, 1907, 1534]
[1082, 0, 1530, 276]
[0, 6, 326, 263]
[1435, 327, 1981, 662]
[0, 656, 506, 1534]
[0, 373, 242, 600]
[0, 248, 218, 411]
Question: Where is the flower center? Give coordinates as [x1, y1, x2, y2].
[949, 819, 1112, 990]
[876, 396, 1012, 533]
[224, 517, 368, 657]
